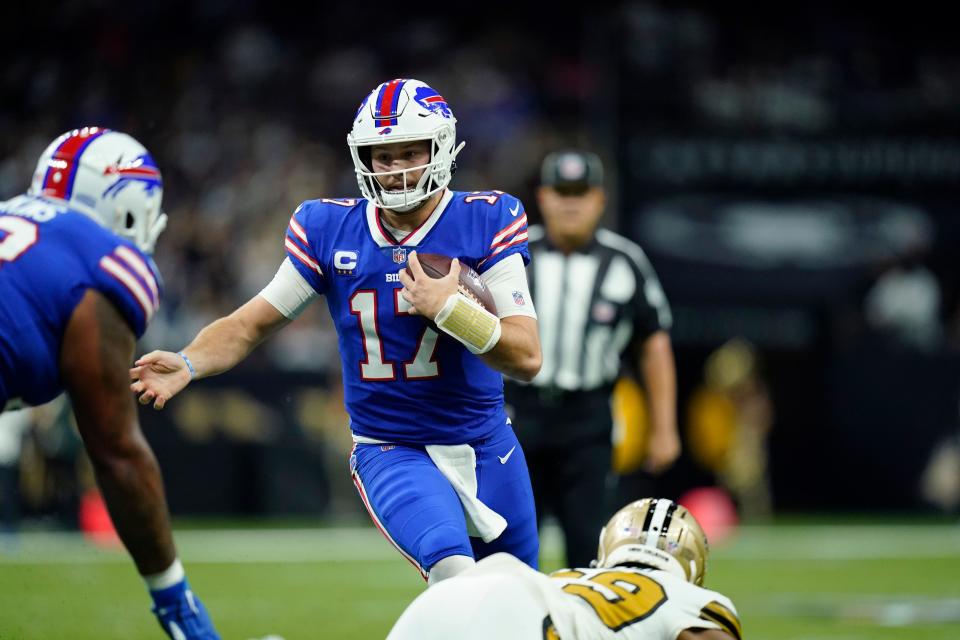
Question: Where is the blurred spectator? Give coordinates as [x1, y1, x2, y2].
[863, 250, 943, 353]
[920, 431, 960, 514]
[686, 338, 774, 521]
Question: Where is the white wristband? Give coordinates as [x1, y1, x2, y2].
[434, 293, 502, 355]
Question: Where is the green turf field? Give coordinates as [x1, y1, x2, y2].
[1, 520, 959, 639]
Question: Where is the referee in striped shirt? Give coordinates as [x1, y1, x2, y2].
[504, 149, 681, 567]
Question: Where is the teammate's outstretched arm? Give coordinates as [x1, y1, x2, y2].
[131, 295, 290, 409]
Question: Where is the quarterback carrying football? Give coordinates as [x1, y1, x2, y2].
[388, 498, 742, 640]
[0, 128, 220, 639]
[131, 79, 542, 583]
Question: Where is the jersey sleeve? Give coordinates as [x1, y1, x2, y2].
[259, 257, 319, 319]
[659, 574, 742, 640]
[695, 596, 742, 640]
[478, 192, 530, 273]
[481, 253, 537, 319]
[632, 261, 671, 339]
[93, 243, 162, 338]
[667, 584, 742, 640]
[621, 237, 672, 340]
[283, 202, 327, 295]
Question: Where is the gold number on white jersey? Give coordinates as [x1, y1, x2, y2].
[553, 569, 667, 631]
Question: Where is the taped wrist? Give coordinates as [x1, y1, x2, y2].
[434, 293, 502, 355]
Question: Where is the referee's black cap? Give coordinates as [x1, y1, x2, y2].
[540, 150, 604, 195]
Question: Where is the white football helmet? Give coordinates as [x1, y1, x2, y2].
[28, 127, 167, 253]
[347, 79, 465, 213]
[595, 498, 709, 586]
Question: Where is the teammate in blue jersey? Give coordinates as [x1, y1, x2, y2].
[131, 78, 543, 583]
[0, 127, 220, 639]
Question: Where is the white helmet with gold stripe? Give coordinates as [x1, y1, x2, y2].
[595, 498, 709, 586]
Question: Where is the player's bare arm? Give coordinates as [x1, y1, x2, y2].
[62, 289, 177, 576]
[399, 251, 541, 381]
[130, 294, 290, 409]
[640, 329, 680, 473]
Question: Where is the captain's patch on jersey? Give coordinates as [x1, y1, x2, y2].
[334, 250, 359, 276]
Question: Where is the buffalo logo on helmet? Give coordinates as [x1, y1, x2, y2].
[413, 86, 453, 119]
[102, 155, 162, 198]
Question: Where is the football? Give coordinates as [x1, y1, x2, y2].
[407, 252, 498, 315]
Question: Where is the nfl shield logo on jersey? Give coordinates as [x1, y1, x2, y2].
[393, 247, 407, 264]
[512, 290, 526, 306]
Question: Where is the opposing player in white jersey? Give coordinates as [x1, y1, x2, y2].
[131, 79, 542, 583]
[388, 497, 742, 640]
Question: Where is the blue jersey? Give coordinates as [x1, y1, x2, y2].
[284, 189, 530, 445]
[0, 195, 161, 409]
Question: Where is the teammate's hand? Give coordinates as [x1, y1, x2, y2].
[642, 428, 681, 474]
[129, 351, 192, 410]
[398, 251, 460, 320]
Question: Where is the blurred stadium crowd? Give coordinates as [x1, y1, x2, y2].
[1, 2, 582, 373]
[2, 0, 960, 530]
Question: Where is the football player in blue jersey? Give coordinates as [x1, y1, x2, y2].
[131, 78, 543, 584]
[0, 128, 220, 639]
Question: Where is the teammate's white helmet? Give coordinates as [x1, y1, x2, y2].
[347, 79, 465, 213]
[595, 498, 709, 586]
[28, 127, 167, 254]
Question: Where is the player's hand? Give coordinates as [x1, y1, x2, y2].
[129, 350, 192, 410]
[398, 251, 460, 320]
[642, 428, 681, 474]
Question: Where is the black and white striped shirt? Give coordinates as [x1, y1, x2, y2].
[523, 225, 672, 392]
